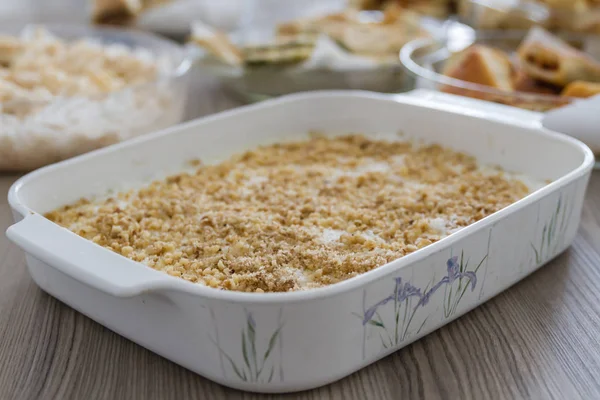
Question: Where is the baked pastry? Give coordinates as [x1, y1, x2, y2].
[277, 10, 358, 37]
[442, 45, 515, 91]
[437, 27, 599, 110]
[572, 9, 600, 34]
[333, 22, 426, 57]
[92, 0, 142, 25]
[92, 0, 173, 25]
[277, 5, 429, 58]
[404, 1, 452, 18]
[350, 0, 452, 17]
[517, 27, 600, 86]
[189, 21, 243, 67]
[512, 69, 561, 95]
[243, 36, 316, 67]
[561, 80, 600, 97]
[350, 0, 387, 9]
[537, 0, 589, 12]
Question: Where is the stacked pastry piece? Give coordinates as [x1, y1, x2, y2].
[352, 0, 455, 19]
[189, 4, 431, 69]
[92, 0, 174, 25]
[441, 27, 600, 110]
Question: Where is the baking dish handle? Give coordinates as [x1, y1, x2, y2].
[6, 213, 176, 298]
[401, 89, 544, 129]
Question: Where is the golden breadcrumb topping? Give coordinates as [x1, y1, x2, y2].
[46, 134, 530, 292]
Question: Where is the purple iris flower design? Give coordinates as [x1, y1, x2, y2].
[362, 277, 422, 325]
[447, 256, 477, 289]
[419, 256, 477, 306]
[418, 277, 448, 307]
[362, 256, 480, 325]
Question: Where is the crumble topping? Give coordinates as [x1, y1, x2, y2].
[46, 134, 532, 292]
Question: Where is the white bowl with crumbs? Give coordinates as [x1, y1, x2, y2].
[6, 90, 594, 393]
[0, 24, 191, 171]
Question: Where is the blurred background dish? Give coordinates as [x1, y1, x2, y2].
[86, 0, 472, 38]
[400, 29, 600, 112]
[351, 0, 457, 19]
[89, 0, 351, 39]
[0, 23, 191, 171]
[458, 0, 600, 34]
[0, 0, 597, 153]
[92, 0, 246, 38]
[87, 0, 464, 38]
[188, 7, 474, 102]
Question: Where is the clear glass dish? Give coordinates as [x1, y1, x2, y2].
[191, 14, 474, 103]
[0, 24, 192, 171]
[398, 30, 600, 112]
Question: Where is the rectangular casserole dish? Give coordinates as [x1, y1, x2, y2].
[5, 91, 594, 393]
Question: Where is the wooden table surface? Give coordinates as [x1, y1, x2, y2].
[2, 72, 600, 400]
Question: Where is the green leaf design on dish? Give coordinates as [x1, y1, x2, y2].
[242, 331, 251, 375]
[210, 337, 248, 382]
[262, 326, 282, 366]
[211, 310, 284, 383]
[531, 194, 573, 265]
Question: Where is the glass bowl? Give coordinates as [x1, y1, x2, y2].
[190, 15, 474, 103]
[0, 24, 192, 171]
[399, 30, 600, 112]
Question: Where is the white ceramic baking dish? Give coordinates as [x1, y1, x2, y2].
[5, 91, 594, 393]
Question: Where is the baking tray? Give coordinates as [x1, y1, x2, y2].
[5, 91, 594, 393]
